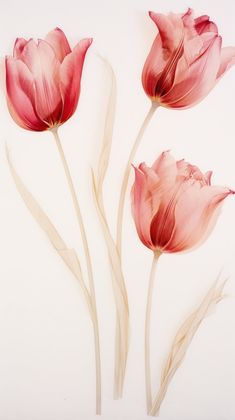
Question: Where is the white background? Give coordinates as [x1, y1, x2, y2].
[0, 0, 235, 419]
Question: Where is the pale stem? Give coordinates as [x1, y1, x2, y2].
[92, 173, 129, 401]
[52, 128, 102, 415]
[116, 102, 158, 257]
[145, 251, 161, 414]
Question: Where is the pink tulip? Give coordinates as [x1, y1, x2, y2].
[142, 8, 235, 108]
[5, 28, 92, 131]
[132, 151, 234, 253]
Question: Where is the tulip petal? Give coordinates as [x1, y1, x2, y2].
[194, 15, 218, 35]
[45, 27, 71, 62]
[149, 11, 184, 54]
[132, 166, 161, 250]
[204, 171, 212, 185]
[150, 179, 188, 249]
[59, 38, 92, 123]
[20, 39, 62, 125]
[5, 57, 47, 131]
[163, 36, 221, 108]
[166, 185, 233, 252]
[182, 8, 198, 40]
[152, 151, 177, 177]
[13, 38, 28, 59]
[216, 46, 235, 79]
[142, 35, 168, 98]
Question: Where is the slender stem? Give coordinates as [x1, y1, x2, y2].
[116, 102, 158, 257]
[52, 128, 101, 415]
[145, 251, 161, 414]
[92, 173, 129, 401]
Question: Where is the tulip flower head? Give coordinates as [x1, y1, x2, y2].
[142, 8, 235, 108]
[132, 151, 234, 254]
[5, 28, 92, 131]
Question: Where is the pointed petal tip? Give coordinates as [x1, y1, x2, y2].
[185, 7, 193, 15]
[162, 149, 171, 157]
[149, 11, 156, 20]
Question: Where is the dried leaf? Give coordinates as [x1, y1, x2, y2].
[6, 146, 92, 316]
[92, 170, 129, 396]
[95, 55, 116, 197]
[150, 277, 228, 416]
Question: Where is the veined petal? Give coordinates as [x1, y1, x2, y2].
[142, 35, 167, 98]
[13, 38, 28, 59]
[194, 15, 218, 35]
[163, 36, 221, 108]
[204, 171, 213, 185]
[150, 180, 186, 248]
[182, 8, 198, 41]
[216, 46, 235, 79]
[149, 11, 184, 54]
[59, 38, 92, 123]
[20, 39, 62, 125]
[166, 185, 233, 252]
[131, 166, 160, 250]
[5, 57, 47, 131]
[45, 27, 71, 62]
[152, 151, 176, 177]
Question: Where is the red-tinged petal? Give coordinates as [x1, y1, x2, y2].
[155, 36, 184, 97]
[139, 162, 160, 189]
[216, 46, 235, 80]
[204, 171, 212, 185]
[150, 159, 209, 250]
[171, 32, 217, 92]
[150, 180, 185, 248]
[59, 38, 92, 123]
[131, 166, 160, 250]
[20, 39, 62, 125]
[13, 38, 28, 59]
[182, 8, 198, 40]
[5, 57, 47, 131]
[166, 185, 232, 252]
[152, 150, 176, 175]
[142, 35, 168, 98]
[149, 11, 184, 54]
[163, 36, 221, 108]
[148, 11, 185, 98]
[152, 151, 178, 192]
[45, 27, 71, 62]
[194, 15, 218, 35]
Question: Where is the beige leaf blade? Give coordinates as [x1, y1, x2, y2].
[6, 146, 92, 317]
[92, 55, 128, 396]
[95, 55, 116, 197]
[150, 277, 228, 416]
[92, 170, 129, 393]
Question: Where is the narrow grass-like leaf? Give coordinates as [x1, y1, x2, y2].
[92, 56, 129, 397]
[92, 169, 129, 397]
[150, 277, 228, 416]
[95, 55, 116, 198]
[6, 146, 93, 317]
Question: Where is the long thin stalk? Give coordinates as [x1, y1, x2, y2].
[52, 128, 101, 415]
[145, 251, 161, 414]
[116, 103, 158, 257]
[92, 172, 129, 400]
